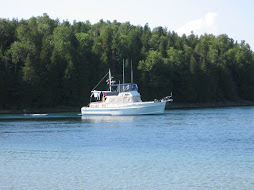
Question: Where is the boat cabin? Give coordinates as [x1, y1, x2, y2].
[90, 83, 140, 102]
[111, 83, 138, 93]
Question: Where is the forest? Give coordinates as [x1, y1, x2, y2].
[0, 13, 254, 110]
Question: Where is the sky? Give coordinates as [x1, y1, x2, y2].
[1, 0, 254, 50]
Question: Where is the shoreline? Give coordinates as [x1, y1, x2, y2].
[1, 100, 254, 114]
[0, 107, 80, 114]
[166, 100, 254, 109]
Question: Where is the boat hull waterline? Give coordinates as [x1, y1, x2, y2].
[81, 101, 166, 116]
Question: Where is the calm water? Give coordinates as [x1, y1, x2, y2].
[0, 107, 254, 190]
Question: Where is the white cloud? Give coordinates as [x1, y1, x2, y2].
[176, 12, 218, 36]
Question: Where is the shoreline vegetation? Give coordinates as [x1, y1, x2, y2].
[1, 14, 254, 110]
[1, 100, 254, 114]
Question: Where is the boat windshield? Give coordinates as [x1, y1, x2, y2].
[111, 83, 138, 92]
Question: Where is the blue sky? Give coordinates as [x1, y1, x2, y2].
[1, 0, 253, 50]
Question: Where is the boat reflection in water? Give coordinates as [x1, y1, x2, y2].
[81, 115, 137, 123]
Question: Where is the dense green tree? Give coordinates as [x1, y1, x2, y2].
[50, 21, 77, 106]
[0, 14, 254, 111]
[0, 19, 17, 54]
[75, 32, 94, 105]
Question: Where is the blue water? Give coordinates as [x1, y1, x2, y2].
[0, 107, 254, 189]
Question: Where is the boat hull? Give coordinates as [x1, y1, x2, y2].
[81, 101, 166, 116]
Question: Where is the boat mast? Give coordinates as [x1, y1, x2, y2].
[119, 80, 121, 92]
[123, 59, 125, 85]
[109, 69, 112, 92]
[131, 60, 133, 83]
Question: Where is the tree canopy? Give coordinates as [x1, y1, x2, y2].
[0, 14, 254, 110]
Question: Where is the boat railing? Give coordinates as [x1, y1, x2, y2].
[89, 101, 149, 108]
[161, 95, 173, 102]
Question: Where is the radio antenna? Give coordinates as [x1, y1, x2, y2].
[131, 60, 133, 83]
[123, 59, 125, 85]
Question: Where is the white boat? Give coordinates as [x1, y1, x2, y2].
[81, 69, 172, 116]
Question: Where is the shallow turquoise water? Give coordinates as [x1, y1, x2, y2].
[0, 107, 254, 189]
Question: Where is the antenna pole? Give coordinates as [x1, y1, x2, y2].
[119, 80, 121, 92]
[131, 60, 133, 83]
[109, 69, 112, 92]
[123, 59, 125, 85]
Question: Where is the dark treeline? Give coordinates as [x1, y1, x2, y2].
[1, 13, 254, 110]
